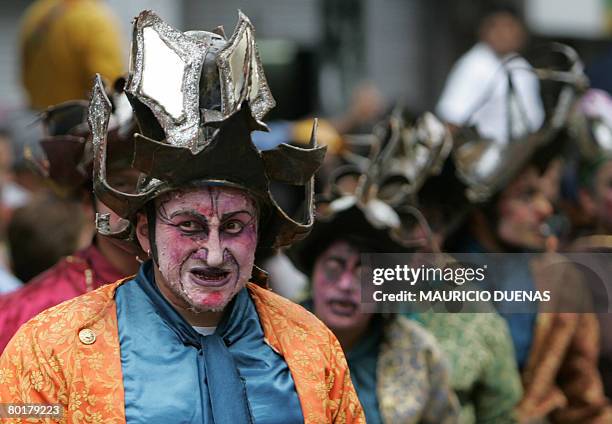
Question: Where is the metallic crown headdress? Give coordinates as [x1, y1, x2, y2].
[323, 114, 449, 238]
[90, 10, 325, 250]
[333, 111, 451, 206]
[290, 111, 451, 272]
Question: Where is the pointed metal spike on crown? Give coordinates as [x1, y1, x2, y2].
[88, 74, 112, 156]
[309, 118, 319, 148]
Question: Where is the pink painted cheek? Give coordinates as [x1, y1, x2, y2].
[222, 230, 258, 267]
[312, 270, 334, 311]
[504, 205, 532, 230]
[157, 228, 198, 266]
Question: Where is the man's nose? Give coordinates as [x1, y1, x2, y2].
[534, 194, 553, 220]
[336, 270, 357, 291]
[205, 229, 224, 267]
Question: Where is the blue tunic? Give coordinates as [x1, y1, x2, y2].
[115, 262, 304, 423]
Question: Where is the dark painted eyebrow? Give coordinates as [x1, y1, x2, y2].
[168, 209, 253, 222]
[325, 256, 347, 265]
[221, 210, 254, 221]
[169, 210, 209, 222]
[325, 255, 361, 267]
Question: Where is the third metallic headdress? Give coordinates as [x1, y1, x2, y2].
[290, 111, 451, 272]
[89, 10, 326, 250]
[452, 43, 588, 203]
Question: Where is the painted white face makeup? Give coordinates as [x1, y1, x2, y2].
[312, 240, 371, 332]
[151, 186, 258, 313]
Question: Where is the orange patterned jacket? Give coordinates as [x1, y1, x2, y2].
[0, 280, 365, 423]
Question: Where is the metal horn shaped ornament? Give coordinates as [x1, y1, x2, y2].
[216, 11, 275, 125]
[379, 112, 452, 205]
[90, 75, 148, 241]
[342, 111, 452, 208]
[125, 10, 207, 151]
[289, 112, 452, 273]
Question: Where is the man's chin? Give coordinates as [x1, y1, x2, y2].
[324, 314, 362, 332]
[188, 291, 231, 312]
[523, 236, 547, 251]
[181, 276, 247, 312]
[502, 233, 546, 251]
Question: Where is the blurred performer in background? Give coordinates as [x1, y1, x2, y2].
[7, 195, 88, 282]
[386, 111, 524, 424]
[0, 130, 30, 231]
[452, 130, 612, 423]
[0, 131, 25, 294]
[445, 47, 612, 421]
[0, 0, 126, 260]
[19, 0, 124, 110]
[568, 88, 612, 397]
[292, 116, 460, 424]
[0, 91, 140, 353]
[0, 11, 365, 422]
[436, 4, 544, 146]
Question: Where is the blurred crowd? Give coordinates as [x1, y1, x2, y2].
[0, 1, 612, 423]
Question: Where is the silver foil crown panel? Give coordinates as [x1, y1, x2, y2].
[89, 75, 113, 184]
[216, 11, 275, 124]
[126, 10, 206, 152]
[126, 10, 275, 153]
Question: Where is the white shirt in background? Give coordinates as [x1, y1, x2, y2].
[436, 42, 545, 146]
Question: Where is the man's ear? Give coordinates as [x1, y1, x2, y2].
[135, 212, 151, 253]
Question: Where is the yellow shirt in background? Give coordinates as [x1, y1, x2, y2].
[19, 0, 124, 110]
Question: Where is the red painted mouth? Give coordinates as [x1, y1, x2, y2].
[189, 267, 231, 288]
[327, 299, 358, 317]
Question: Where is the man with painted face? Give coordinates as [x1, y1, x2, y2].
[386, 112, 524, 424]
[292, 116, 460, 424]
[569, 89, 612, 397]
[301, 237, 458, 424]
[0, 90, 140, 353]
[0, 11, 365, 423]
[448, 116, 612, 421]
